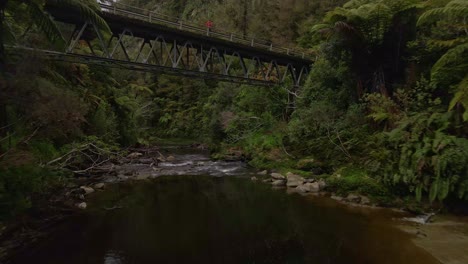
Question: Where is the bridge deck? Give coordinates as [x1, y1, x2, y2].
[46, 3, 312, 68]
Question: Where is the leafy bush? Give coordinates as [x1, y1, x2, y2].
[30, 140, 58, 162]
[326, 167, 391, 198]
[377, 111, 468, 202]
[0, 166, 67, 220]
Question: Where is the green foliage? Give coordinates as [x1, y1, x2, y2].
[27, 1, 65, 48]
[0, 166, 67, 220]
[417, 0, 468, 27]
[430, 43, 468, 86]
[449, 75, 468, 121]
[378, 111, 468, 202]
[326, 166, 391, 199]
[364, 93, 402, 128]
[30, 139, 58, 162]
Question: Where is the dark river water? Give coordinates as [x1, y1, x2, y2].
[9, 148, 438, 264]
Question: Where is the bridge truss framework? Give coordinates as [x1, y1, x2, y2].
[59, 22, 310, 86]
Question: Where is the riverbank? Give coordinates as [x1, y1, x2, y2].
[2, 144, 468, 263]
[398, 215, 468, 264]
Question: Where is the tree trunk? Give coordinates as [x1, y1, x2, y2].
[242, 0, 247, 39]
[0, 0, 8, 138]
[0, 0, 6, 71]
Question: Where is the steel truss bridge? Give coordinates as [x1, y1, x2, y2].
[26, 2, 314, 86]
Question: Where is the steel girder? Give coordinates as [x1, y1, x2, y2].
[66, 23, 309, 87]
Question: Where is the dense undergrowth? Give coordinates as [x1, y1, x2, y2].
[1, 0, 468, 221]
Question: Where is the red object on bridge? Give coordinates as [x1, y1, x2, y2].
[205, 20, 213, 28]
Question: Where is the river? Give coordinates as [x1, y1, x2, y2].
[9, 146, 439, 264]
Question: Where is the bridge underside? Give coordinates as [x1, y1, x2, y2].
[27, 4, 314, 86]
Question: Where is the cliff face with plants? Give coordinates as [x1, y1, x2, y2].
[1, 0, 467, 220]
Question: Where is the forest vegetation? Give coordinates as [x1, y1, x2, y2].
[0, 0, 467, 221]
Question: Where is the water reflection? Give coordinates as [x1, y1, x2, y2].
[10, 176, 438, 264]
[103, 251, 124, 264]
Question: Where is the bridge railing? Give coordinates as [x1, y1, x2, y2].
[98, 2, 310, 59]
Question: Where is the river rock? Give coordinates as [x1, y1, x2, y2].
[138, 158, 154, 164]
[307, 182, 320, 192]
[271, 180, 286, 187]
[80, 186, 95, 195]
[271, 173, 285, 180]
[127, 152, 143, 159]
[136, 174, 150, 180]
[360, 195, 371, 205]
[296, 182, 320, 193]
[94, 183, 105, 189]
[258, 170, 268, 175]
[262, 178, 272, 183]
[251, 176, 258, 181]
[118, 174, 129, 181]
[346, 194, 361, 203]
[76, 202, 87, 209]
[286, 172, 305, 187]
[331, 195, 343, 201]
[304, 178, 316, 183]
[166, 155, 176, 161]
[318, 179, 327, 190]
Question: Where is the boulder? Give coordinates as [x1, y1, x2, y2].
[94, 183, 105, 189]
[296, 182, 320, 193]
[346, 194, 361, 203]
[360, 195, 371, 205]
[166, 155, 176, 161]
[138, 158, 154, 164]
[136, 174, 150, 180]
[118, 174, 129, 181]
[304, 178, 316, 183]
[286, 172, 305, 187]
[258, 170, 268, 175]
[271, 173, 285, 180]
[307, 182, 320, 192]
[262, 178, 272, 183]
[251, 176, 258, 181]
[80, 186, 95, 195]
[331, 195, 343, 201]
[318, 179, 327, 190]
[271, 180, 286, 187]
[76, 202, 87, 210]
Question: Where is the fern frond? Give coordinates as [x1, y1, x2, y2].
[47, 0, 110, 32]
[431, 43, 468, 85]
[449, 74, 468, 121]
[428, 38, 467, 48]
[28, 1, 65, 48]
[418, 0, 468, 26]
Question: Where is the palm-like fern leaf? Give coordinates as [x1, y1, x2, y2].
[431, 43, 468, 85]
[28, 1, 65, 48]
[47, 0, 110, 32]
[417, 0, 468, 26]
[449, 74, 468, 121]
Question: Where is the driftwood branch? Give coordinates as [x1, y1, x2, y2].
[47, 142, 122, 175]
